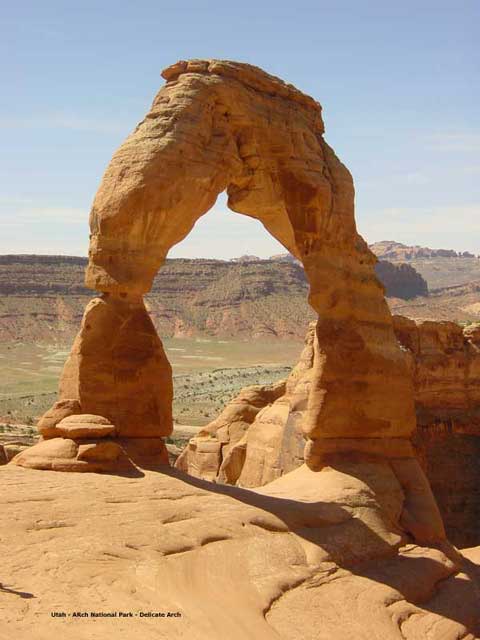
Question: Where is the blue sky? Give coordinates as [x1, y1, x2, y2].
[1, 1, 479, 257]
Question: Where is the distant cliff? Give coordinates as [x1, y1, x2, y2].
[370, 240, 476, 261]
[375, 260, 428, 299]
[0, 254, 428, 343]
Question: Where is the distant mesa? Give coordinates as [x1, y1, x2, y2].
[269, 252, 301, 264]
[0, 253, 428, 343]
[230, 253, 301, 263]
[230, 254, 262, 262]
[0, 253, 429, 345]
[370, 240, 477, 261]
[232, 251, 429, 300]
[375, 260, 428, 299]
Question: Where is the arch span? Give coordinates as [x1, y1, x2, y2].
[26, 60, 417, 470]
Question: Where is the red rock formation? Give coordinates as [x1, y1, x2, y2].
[176, 323, 316, 484]
[14, 59, 419, 476]
[179, 317, 480, 547]
[370, 240, 475, 261]
[393, 317, 480, 547]
[7, 59, 480, 637]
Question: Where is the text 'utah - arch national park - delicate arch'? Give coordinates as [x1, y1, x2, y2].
[15, 59, 418, 473]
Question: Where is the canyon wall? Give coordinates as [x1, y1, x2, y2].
[375, 260, 428, 299]
[394, 317, 480, 547]
[0, 255, 427, 343]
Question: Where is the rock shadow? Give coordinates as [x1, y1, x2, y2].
[0, 583, 35, 599]
[159, 465, 480, 634]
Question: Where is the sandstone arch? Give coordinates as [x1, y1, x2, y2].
[16, 59, 416, 471]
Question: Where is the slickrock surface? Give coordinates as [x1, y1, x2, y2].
[1, 463, 479, 640]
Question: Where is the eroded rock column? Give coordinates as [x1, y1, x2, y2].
[13, 292, 172, 471]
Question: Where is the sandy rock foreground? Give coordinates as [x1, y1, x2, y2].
[1, 462, 479, 640]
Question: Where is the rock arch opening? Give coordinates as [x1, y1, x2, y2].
[153, 194, 310, 437]
[15, 59, 417, 474]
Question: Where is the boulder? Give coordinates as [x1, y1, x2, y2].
[3, 443, 31, 462]
[11, 437, 125, 473]
[54, 414, 116, 439]
[37, 399, 82, 438]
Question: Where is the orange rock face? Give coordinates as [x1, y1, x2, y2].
[58, 294, 173, 437]
[7, 59, 480, 636]
[392, 316, 480, 547]
[179, 317, 480, 546]
[14, 58, 417, 473]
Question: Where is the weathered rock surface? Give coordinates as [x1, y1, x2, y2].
[59, 295, 173, 438]
[43, 413, 115, 439]
[179, 317, 480, 547]
[175, 379, 288, 482]
[2, 442, 31, 462]
[393, 316, 480, 548]
[13, 295, 173, 472]
[1, 463, 479, 639]
[83, 58, 415, 463]
[177, 323, 315, 485]
[15, 58, 417, 474]
[11, 435, 169, 473]
[37, 399, 82, 438]
[12, 437, 122, 472]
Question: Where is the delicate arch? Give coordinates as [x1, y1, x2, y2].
[15, 59, 416, 474]
[84, 60, 415, 456]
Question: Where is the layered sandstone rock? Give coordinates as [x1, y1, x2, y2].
[6, 59, 479, 636]
[45, 414, 116, 439]
[392, 316, 480, 547]
[176, 322, 315, 485]
[88, 58, 414, 457]
[13, 294, 172, 472]
[371, 240, 476, 261]
[15, 58, 417, 474]
[179, 317, 480, 547]
[59, 295, 173, 437]
[175, 379, 288, 482]
[12, 437, 122, 473]
[85, 59, 415, 455]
